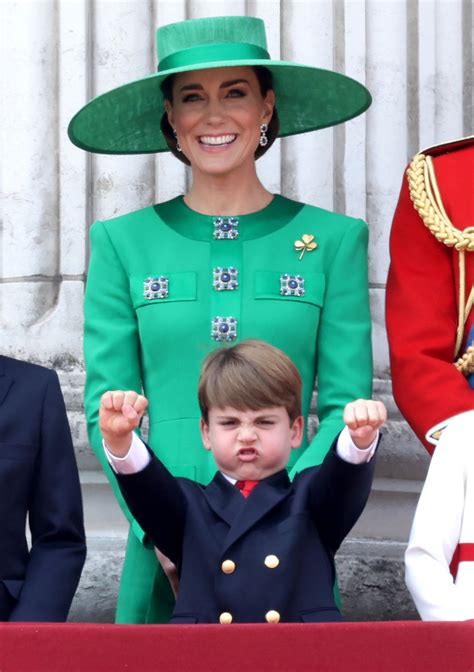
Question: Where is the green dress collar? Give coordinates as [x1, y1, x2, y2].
[154, 194, 304, 241]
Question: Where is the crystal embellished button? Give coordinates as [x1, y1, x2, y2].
[280, 274, 305, 297]
[211, 317, 237, 342]
[213, 267, 239, 291]
[143, 276, 169, 299]
[213, 216, 239, 240]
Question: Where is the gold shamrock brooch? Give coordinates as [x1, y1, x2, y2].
[294, 234, 317, 260]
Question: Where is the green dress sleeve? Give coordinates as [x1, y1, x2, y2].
[290, 218, 373, 475]
[84, 220, 147, 544]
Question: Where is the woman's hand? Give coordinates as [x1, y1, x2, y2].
[343, 399, 387, 449]
[99, 390, 148, 457]
[155, 548, 180, 598]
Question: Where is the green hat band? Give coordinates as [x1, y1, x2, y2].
[158, 42, 270, 72]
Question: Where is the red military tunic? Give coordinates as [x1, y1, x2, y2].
[386, 136, 474, 453]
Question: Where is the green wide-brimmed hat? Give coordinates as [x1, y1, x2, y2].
[68, 15, 372, 155]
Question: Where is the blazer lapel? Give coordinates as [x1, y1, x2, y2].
[204, 472, 246, 527]
[223, 470, 292, 551]
[0, 357, 13, 406]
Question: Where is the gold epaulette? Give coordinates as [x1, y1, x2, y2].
[455, 344, 474, 375]
[406, 137, 474, 360]
[406, 150, 474, 253]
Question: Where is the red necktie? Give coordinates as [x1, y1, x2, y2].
[235, 480, 260, 498]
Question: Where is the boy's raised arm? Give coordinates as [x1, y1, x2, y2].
[309, 399, 385, 552]
[99, 390, 148, 457]
[99, 390, 186, 565]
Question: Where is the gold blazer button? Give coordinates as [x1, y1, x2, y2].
[221, 559, 236, 574]
[219, 612, 233, 624]
[264, 554, 280, 569]
[265, 610, 281, 623]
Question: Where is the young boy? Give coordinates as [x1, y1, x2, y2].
[100, 340, 385, 624]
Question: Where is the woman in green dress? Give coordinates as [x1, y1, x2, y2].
[69, 15, 373, 624]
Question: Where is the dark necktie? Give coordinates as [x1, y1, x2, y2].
[235, 480, 260, 498]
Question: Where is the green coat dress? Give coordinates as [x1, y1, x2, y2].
[84, 194, 373, 623]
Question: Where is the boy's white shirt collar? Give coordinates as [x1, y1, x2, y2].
[104, 425, 377, 476]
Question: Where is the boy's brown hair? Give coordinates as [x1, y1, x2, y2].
[198, 340, 302, 423]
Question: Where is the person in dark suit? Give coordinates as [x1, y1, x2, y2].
[0, 356, 86, 621]
[100, 340, 385, 624]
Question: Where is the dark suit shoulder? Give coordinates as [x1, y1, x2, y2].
[0, 355, 56, 378]
[175, 476, 208, 492]
[291, 465, 321, 485]
[0, 356, 57, 383]
[0, 357, 61, 409]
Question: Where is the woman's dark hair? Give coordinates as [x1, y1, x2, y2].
[160, 66, 279, 165]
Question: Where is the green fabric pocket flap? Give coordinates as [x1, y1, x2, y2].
[255, 271, 325, 307]
[130, 272, 197, 309]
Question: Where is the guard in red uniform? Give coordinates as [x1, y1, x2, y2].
[386, 136, 474, 452]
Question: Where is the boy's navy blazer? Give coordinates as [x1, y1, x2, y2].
[117, 441, 376, 624]
[0, 356, 86, 621]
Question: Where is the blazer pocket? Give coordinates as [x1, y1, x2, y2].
[0, 443, 38, 461]
[254, 271, 325, 307]
[170, 613, 198, 624]
[130, 272, 197, 310]
[300, 607, 342, 623]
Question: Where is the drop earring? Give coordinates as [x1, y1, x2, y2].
[173, 129, 182, 152]
[259, 123, 268, 147]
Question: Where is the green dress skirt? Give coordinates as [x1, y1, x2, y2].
[84, 194, 372, 623]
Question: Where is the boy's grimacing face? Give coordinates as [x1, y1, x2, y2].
[200, 406, 304, 481]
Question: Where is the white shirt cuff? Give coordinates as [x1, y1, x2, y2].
[104, 432, 151, 474]
[336, 425, 378, 464]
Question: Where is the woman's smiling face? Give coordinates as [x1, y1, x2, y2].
[165, 66, 274, 178]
